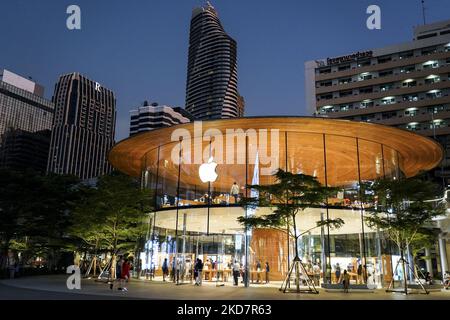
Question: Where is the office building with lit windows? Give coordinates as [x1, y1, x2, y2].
[305, 19, 450, 184]
[47, 73, 116, 180]
[0, 69, 53, 138]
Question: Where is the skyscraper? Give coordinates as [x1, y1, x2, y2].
[47, 73, 116, 180]
[185, 2, 242, 120]
[0, 69, 53, 138]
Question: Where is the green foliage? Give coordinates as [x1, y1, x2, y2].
[0, 169, 83, 269]
[69, 172, 152, 256]
[364, 176, 445, 252]
[238, 169, 344, 256]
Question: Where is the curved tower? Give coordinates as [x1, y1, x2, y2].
[185, 2, 241, 120]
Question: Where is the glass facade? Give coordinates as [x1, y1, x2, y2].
[137, 130, 407, 288]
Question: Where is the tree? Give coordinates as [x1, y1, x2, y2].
[0, 169, 82, 274]
[69, 172, 152, 279]
[365, 176, 445, 294]
[238, 169, 344, 293]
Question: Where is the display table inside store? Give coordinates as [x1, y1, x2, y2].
[203, 269, 232, 281]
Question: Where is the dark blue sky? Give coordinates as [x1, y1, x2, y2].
[1, 0, 450, 140]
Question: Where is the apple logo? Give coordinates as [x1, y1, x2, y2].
[199, 157, 218, 183]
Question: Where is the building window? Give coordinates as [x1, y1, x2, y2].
[359, 87, 373, 94]
[319, 94, 333, 100]
[421, 47, 437, 55]
[426, 90, 442, 99]
[378, 56, 392, 64]
[338, 64, 351, 71]
[399, 51, 414, 59]
[423, 60, 439, 69]
[425, 75, 440, 84]
[359, 73, 372, 81]
[360, 100, 374, 108]
[339, 90, 353, 98]
[379, 70, 394, 77]
[406, 122, 420, 131]
[338, 104, 352, 111]
[319, 81, 332, 87]
[338, 77, 352, 85]
[382, 112, 397, 119]
[357, 59, 371, 67]
[380, 83, 394, 92]
[427, 105, 445, 114]
[402, 94, 418, 102]
[404, 108, 418, 117]
[381, 97, 396, 105]
[319, 68, 331, 74]
[430, 119, 447, 129]
[400, 65, 415, 73]
[402, 79, 417, 87]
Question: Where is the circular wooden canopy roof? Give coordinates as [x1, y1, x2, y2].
[109, 117, 443, 188]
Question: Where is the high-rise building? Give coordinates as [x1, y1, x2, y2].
[0, 69, 53, 138]
[129, 101, 194, 136]
[185, 2, 242, 120]
[47, 73, 116, 180]
[305, 19, 450, 184]
[0, 128, 51, 173]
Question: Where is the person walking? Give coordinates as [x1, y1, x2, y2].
[265, 262, 270, 284]
[120, 258, 131, 292]
[342, 269, 350, 293]
[194, 258, 204, 286]
[110, 255, 123, 290]
[233, 260, 240, 286]
[162, 258, 169, 282]
[230, 182, 240, 204]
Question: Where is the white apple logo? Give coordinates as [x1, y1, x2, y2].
[199, 157, 218, 183]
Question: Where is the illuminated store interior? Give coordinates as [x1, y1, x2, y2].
[109, 117, 443, 287]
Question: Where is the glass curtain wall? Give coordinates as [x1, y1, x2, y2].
[141, 132, 402, 287]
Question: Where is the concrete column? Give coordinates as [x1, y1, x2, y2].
[424, 247, 433, 277]
[438, 234, 449, 279]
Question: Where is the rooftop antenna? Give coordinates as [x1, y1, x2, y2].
[421, 0, 427, 25]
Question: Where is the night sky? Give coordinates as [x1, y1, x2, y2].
[1, 0, 450, 140]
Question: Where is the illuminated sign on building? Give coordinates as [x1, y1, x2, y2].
[326, 51, 373, 66]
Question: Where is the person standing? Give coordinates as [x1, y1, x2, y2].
[342, 270, 350, 293]
[265, 262, 270, 284]
[120, 258, 131, 292]
[233, 260, 240, 286]
[195, 258, 204, 286]
[313, 262, 321, 286]
[335, 263, 341, 284]
[162, 258, 169, 282]
[357, 264, 363, 284]
[230, 182, 240, 204]
[256, 260, 262, 283]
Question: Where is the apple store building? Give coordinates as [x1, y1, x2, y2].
[109, 117, 443, 288]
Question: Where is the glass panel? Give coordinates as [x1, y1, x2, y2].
[382, 145, 399, 179]
[286, 132, 326, 185]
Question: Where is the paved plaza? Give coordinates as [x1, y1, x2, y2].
[0, 276, 449, 300]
